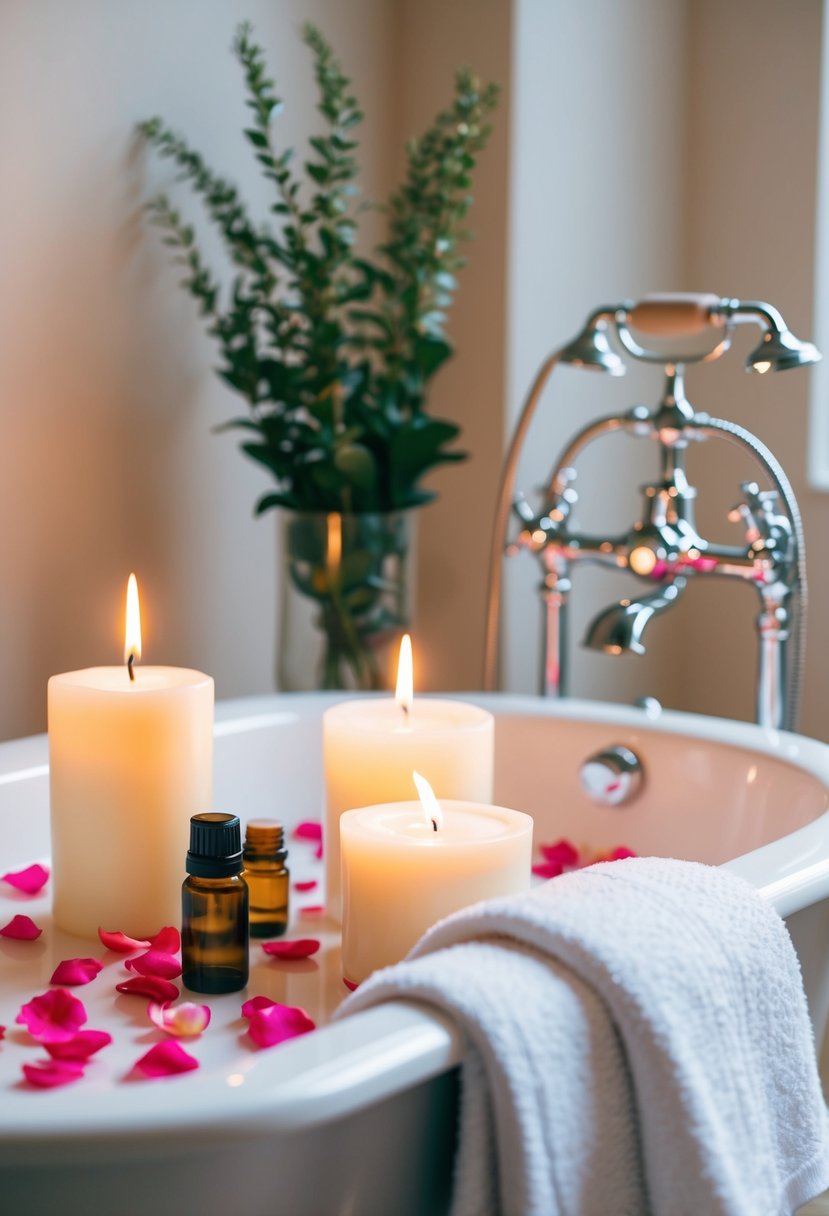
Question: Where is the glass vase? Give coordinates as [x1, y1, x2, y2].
[277, 510, 412, 692]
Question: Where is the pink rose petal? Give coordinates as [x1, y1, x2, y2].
[1, 914, 42, 940]
[342, 978, 359, 992]
[45, 1029, 112, 1061]
[293, 820, 322, 843]
[299, 905, 325, 916]
[293, 879, 318, 892]
[262, 938, 320, 960]
[0, 1025, 5, 1039]
[608, 846, 637, 861]
[50, 957, 104, 987]
[241, 995, 278, 1020]
[22, 1059, 86, 1088]
[116, 976, 180, 1002]
[98, 927, 151, 953]
[532, 861, 565, 880]
[247, 1002, 316, 1049]
[315, 843, 323, 860]
[132, 1039, 199, 1078]
[124, 951, 182, 980]
[539, 838, 581, 868]
[148, 1001, 210, 1038]
[2, 863, 49, 895]
[149, 926, 181, 954]
[17, 989, 87, 1043]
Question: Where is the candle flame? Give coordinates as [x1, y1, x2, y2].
[413, 770, 443, 832]
[395, 634, 413, 714]
[326, 512, 342, 573]
[124, 573, 142, 667]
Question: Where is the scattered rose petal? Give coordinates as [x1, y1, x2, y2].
[293, 879, 318, 892]
[533, 861, 565, 880]
[148, 1001, 210, 1038]
[0, 914, 42, 940]
[132, 1040, 199, 1078]
[116, 976, 179, 1003]
[17, 989, 87, 1043]
[98, 927, 150, 953]
[591, 845, 638, 864]
[247, 1002, 316, 1049]
[125, 951, 182, 980]
[262, 938, 320, 960]
[241, 995, 278, 1020]
[539, 839, 580, 868]
[2, 863, 49, 895]
[299, 905, 325, 916]
[315, 843, 323, 860]
[45, 1029, 112, 1061]
[293, 820, 322, 843]
[342, 978, 359, 992]
[0, 1025, 5, 1039]
[22, 1059, 85, 1088]
[149, 926, 181, 954]
[50, 957, 104, 986]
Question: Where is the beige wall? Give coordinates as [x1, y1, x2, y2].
[676, 0, 825, 735]
[0, 0, 825, 740]
[0, 0, 398, 738]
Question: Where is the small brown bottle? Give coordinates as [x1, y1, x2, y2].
[182, 812, 249, 994]
[242, 819, 289, 938]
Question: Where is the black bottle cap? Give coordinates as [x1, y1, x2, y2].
[186, 813, 243, 878]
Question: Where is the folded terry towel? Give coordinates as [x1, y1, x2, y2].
[338, 857, 829, 1216]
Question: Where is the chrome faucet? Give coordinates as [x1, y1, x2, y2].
[484, 294, 820, 731]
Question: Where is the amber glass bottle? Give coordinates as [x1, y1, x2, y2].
[242, 819, 289, 938]
[182, 812, 249, 994]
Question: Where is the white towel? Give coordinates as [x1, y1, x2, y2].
[338, 857, 829, 1216]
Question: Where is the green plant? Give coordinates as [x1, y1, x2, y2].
[139, 21, 499, 518]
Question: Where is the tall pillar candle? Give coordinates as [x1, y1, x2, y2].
[48, 576, 214, 939]
[323, 698, 494, 919]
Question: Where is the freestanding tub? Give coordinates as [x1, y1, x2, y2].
[2, 692, 829, 1216]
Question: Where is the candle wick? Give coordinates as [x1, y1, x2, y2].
[431, 818, 438, 832]
[401, 703, 409, 722]
[127, 654, 136, 683]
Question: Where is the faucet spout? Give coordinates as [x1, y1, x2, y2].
[583, 579, 687, 656]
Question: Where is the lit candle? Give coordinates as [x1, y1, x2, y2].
[323, 637, 494, 919]
[341, 773, 532, 984]
[48, 575, 214, 939]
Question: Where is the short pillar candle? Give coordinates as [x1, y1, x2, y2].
[341, 796, 533, 985]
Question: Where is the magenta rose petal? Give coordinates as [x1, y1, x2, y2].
[17, 989, 87, 1043]
[2, 863, 49, 895]
[98, 927, 151, 953]
[124, 951, 182, 980]
[293, 879, 318, 892]
[262, 938, 320, 960]
[148, 1001, 210, 1038]
[22, 1059, 86, 1088]
[132, 1040, 199, 1078]
[293, 820, 322, 843]
[247, 1002, 316, 1049]
[116, 976, 180, 1002]
[342, 978, 359, 992]
[539, 838, 581, 868]
[532, 861, 565, 880]
[50, 958, 104, 986]
[45, 1029, 112, 1061]
[608, 846, 637, 861]
[149, 926, 181, 954]
[299, 905, 325, 917]
[1, 914, 42, 940]
[241, 995, 278, 1020]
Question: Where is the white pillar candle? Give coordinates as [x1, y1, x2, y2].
[323, 640, 494, 919]
[341, 794, 533, 984]
[48, 576, 214, 939]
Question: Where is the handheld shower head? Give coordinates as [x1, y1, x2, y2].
[746, 326, 821, 374]
[559, 317, 626, 376]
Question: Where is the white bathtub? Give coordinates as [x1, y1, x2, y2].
[2, 692, 829, 1216]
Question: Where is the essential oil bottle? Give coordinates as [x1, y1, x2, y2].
[242, 819, 290, 938]
[182, 812, 249, 994]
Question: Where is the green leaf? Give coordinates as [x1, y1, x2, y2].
[334, 443, 377, 491]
